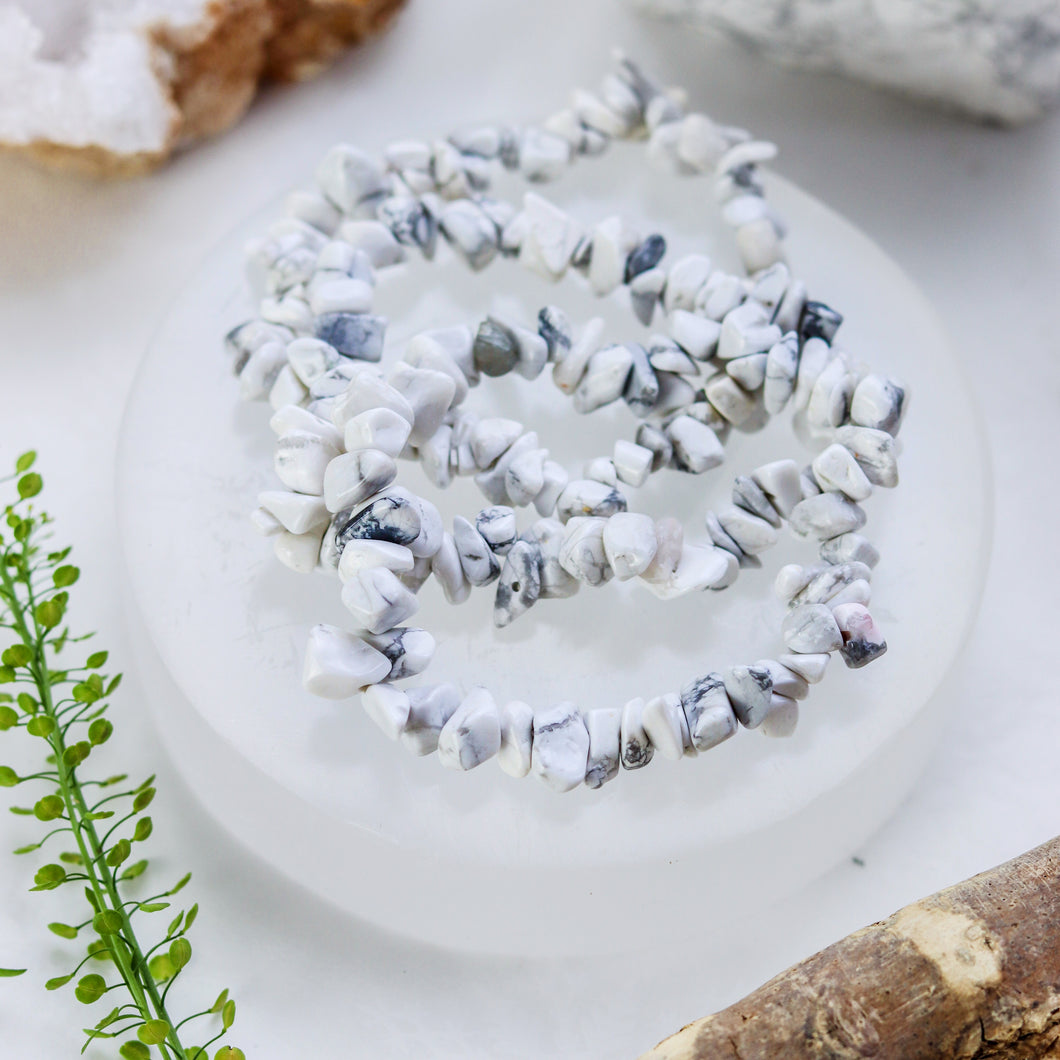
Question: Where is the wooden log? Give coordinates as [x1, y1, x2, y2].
[641, 837, 1060, 1060]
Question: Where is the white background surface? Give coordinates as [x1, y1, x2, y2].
[0, 1, 1057, 1056]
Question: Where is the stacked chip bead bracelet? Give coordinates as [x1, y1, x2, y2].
[226, 56, 906, 791]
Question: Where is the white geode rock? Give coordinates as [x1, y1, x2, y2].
[633, 0, 1060, 124]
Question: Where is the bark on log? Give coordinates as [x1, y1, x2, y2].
[641, 837, 1060, 1060]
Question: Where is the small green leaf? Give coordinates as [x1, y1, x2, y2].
[16, 472, 43, 499]
[133, 816, 153, 842]
[83, 887, 100, 912]
[106, 839, 131, 867]
[26, 715, 55, 738]
[210, 988, 230, 1014]
[16, 692, 38, 714]
[13, 843, 41, 855]
[0, 666, 15, 684]
[74, 973, 106, 1004]
[88, 719, 113, 746]
[45, 973, 74, 990]
[0, 644, 32, 667]
[59, 851, 83, 865]
[62, 741, 91, 768]
[166, 912, 184, 938]
[120, 859, 148, 881]
[221, 999, 236, 1030]
[8, 805, 34, 815]
[85, 650, 108, 669]
[184, 903, 199, 931]
[132, 788, 155, 813]
[215, 1049, 245, 1060]
[169, 937, 192, 971]
[0, 967, 26, 978]
[138, 901, 169, 913]
[86, 940, 112, 963]
[148, 954, 175, 982]
[48, 922, 79, 940]
[32, 863, 66, 889]
[52, 565, 79, 588]
[35, 599, 64, 630]
[92, 910, 124, 936]
[0, 705, 19, 729]
[120, 1042, 152, 1059]
[138, 1019, 170, 1045]
[71, 681, 99, 704]
[169, 872, 192, 896]
[33, 795, 65, 821]
[0, 766, 19, 787]
[105, 673, 123, 695]
[15, 451, 36, 473]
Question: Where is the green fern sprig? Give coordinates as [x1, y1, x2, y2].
[0, 452, 244, 1060]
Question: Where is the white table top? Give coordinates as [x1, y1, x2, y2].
[1, 1, 1057, 1056]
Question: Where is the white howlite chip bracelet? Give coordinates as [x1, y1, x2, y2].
[228, 55, 906, 792]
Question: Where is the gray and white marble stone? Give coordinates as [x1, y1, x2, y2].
[302, 623, 391, 698]
[452, 515, 500, 586]
[763, 332, 799, 414]
[666, 415, 724, 473]
[315, 312, 386, 362]
[833, 602, 888, 669]
[669, 308, 721, 361]
[439, 200, 497, 271]
[819, 532, 880, 569]
[806, 357, 855, 430]
[533, 461, 570, 518]
[791, 337, 832, 413]
[273, 528, 323, 573]
[506, 448, 549, 507]
[620, 696, 655, 770]
[520, 191, 583, 279]
[812, 442, 873, 502]
[475, 431, 541, 505]
[469, 417, 523, 470]
[274, 430, 342, 495]
[704, 374, 757, 426]
[782, 603, 844, 654]
[613, 439, 653, 488]
[258, 490, 329, 536]
[751, 458, 802, 519]
[680, 672, 738, 751]
[584, 457, 618, 487]
[556, 479, 628, 522]
[717, 505, 778, 554]
[316, 144, 387, 213]
[537, 305, 573, 362]
[533, 517, 581, 599]
[363, 627, 435, 681]
[636, 422, 673, 472]
[285, 337, 345, 386]
[475, 505, 517, 554]
[495, 540, 543, 628]
[340, 566, 419, 634]
[401, 683, 461, 757]
[322, 449, 397, 513]
[717, 301, 781, 362]
[641, 692, 687, 761]
[648, 338, 699, 376]
[756, 658, 809, 701]
[624, 342, 660, 416]
[662, 253, 713, 313]
[552, 316, 606, 394]
[835, 426, 900, 487]
[641, 543, 734, 598]
[584, 707, 622, 789]
[760, 692, 799, 738]
[438, 687, 502, 771]
[430, 531, 471, 605]
[851, 374, 907, 436]
[634, 0, 1060, 124]
[337, 538, 415, 584]
[726, 350, 769, 391]
[403, 344, 469, 407]
[558, 517, 613, 586]
[338, 220, 406, 269]
[789, 492, 867, 540]
[332, 373, 414, 432]
[531, 703, 590, 793]
[724, 664, 774, 728]
[732, 474, 781, 527]
[573, 343, 635, 413]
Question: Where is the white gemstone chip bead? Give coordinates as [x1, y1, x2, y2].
[717, 506, 778, 555]
[531, 703, 591, 793]
[498, 700, 535, 778]
[337, 539, 415, 583]
[361, 684, 411, 741]
[782, 604, 844, 654]
[725, 664, 775, 728]
[520, 191, 583, 279]
[613, 440, 653, 488]
[389, 363, 457, 446]
[642, 544, 734, 599]
[602, 513, 658, 580]
[257, 491, 329, 535]
[756, 659, 810, 701]
[430, 532, 471, 605]
[452, 516, 500, 586]
[553, 316, 606, 394]
[835, 426, 900, 488]
[680, 673, 738, 751]
[669, 309, 722, 361]
[584, 707, 622, 789]
[833, 603, 888, 668]
[760, 693, 799, 738]
[789, 493, 867, 540]
[363, 627, 435, 681]
[438, 687, 502, 771]
[763, 333, 800, 414]
[819, 533, 880, 569]
[779, 653, 830, 684]
[556, 479, 627, 522]
[620, 697, 654, 770]
[573, 344, 635, 413]
[332, 374, 415, 431]
[642, 692, 686, 761]
[302, 624, 391, 698]
[534, 518, 580, 599]
[558, 517, 612, 587]
[812, 444, 873, 502]
[274, 432, 341, 495]
[274, 529, 323, 573]
[663, 254, 713, 313]
[250, 508, 282, 537]
[751, 459, 803, 519]
[340, 566, 419, 634]
[667, 416, 724, 473]
[401, 684, 461, 757]
[851, 374, 907, 436]
[639, 515, 684, 584]
[323, 450, 397, 513]
[470, 417, 523, 469]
